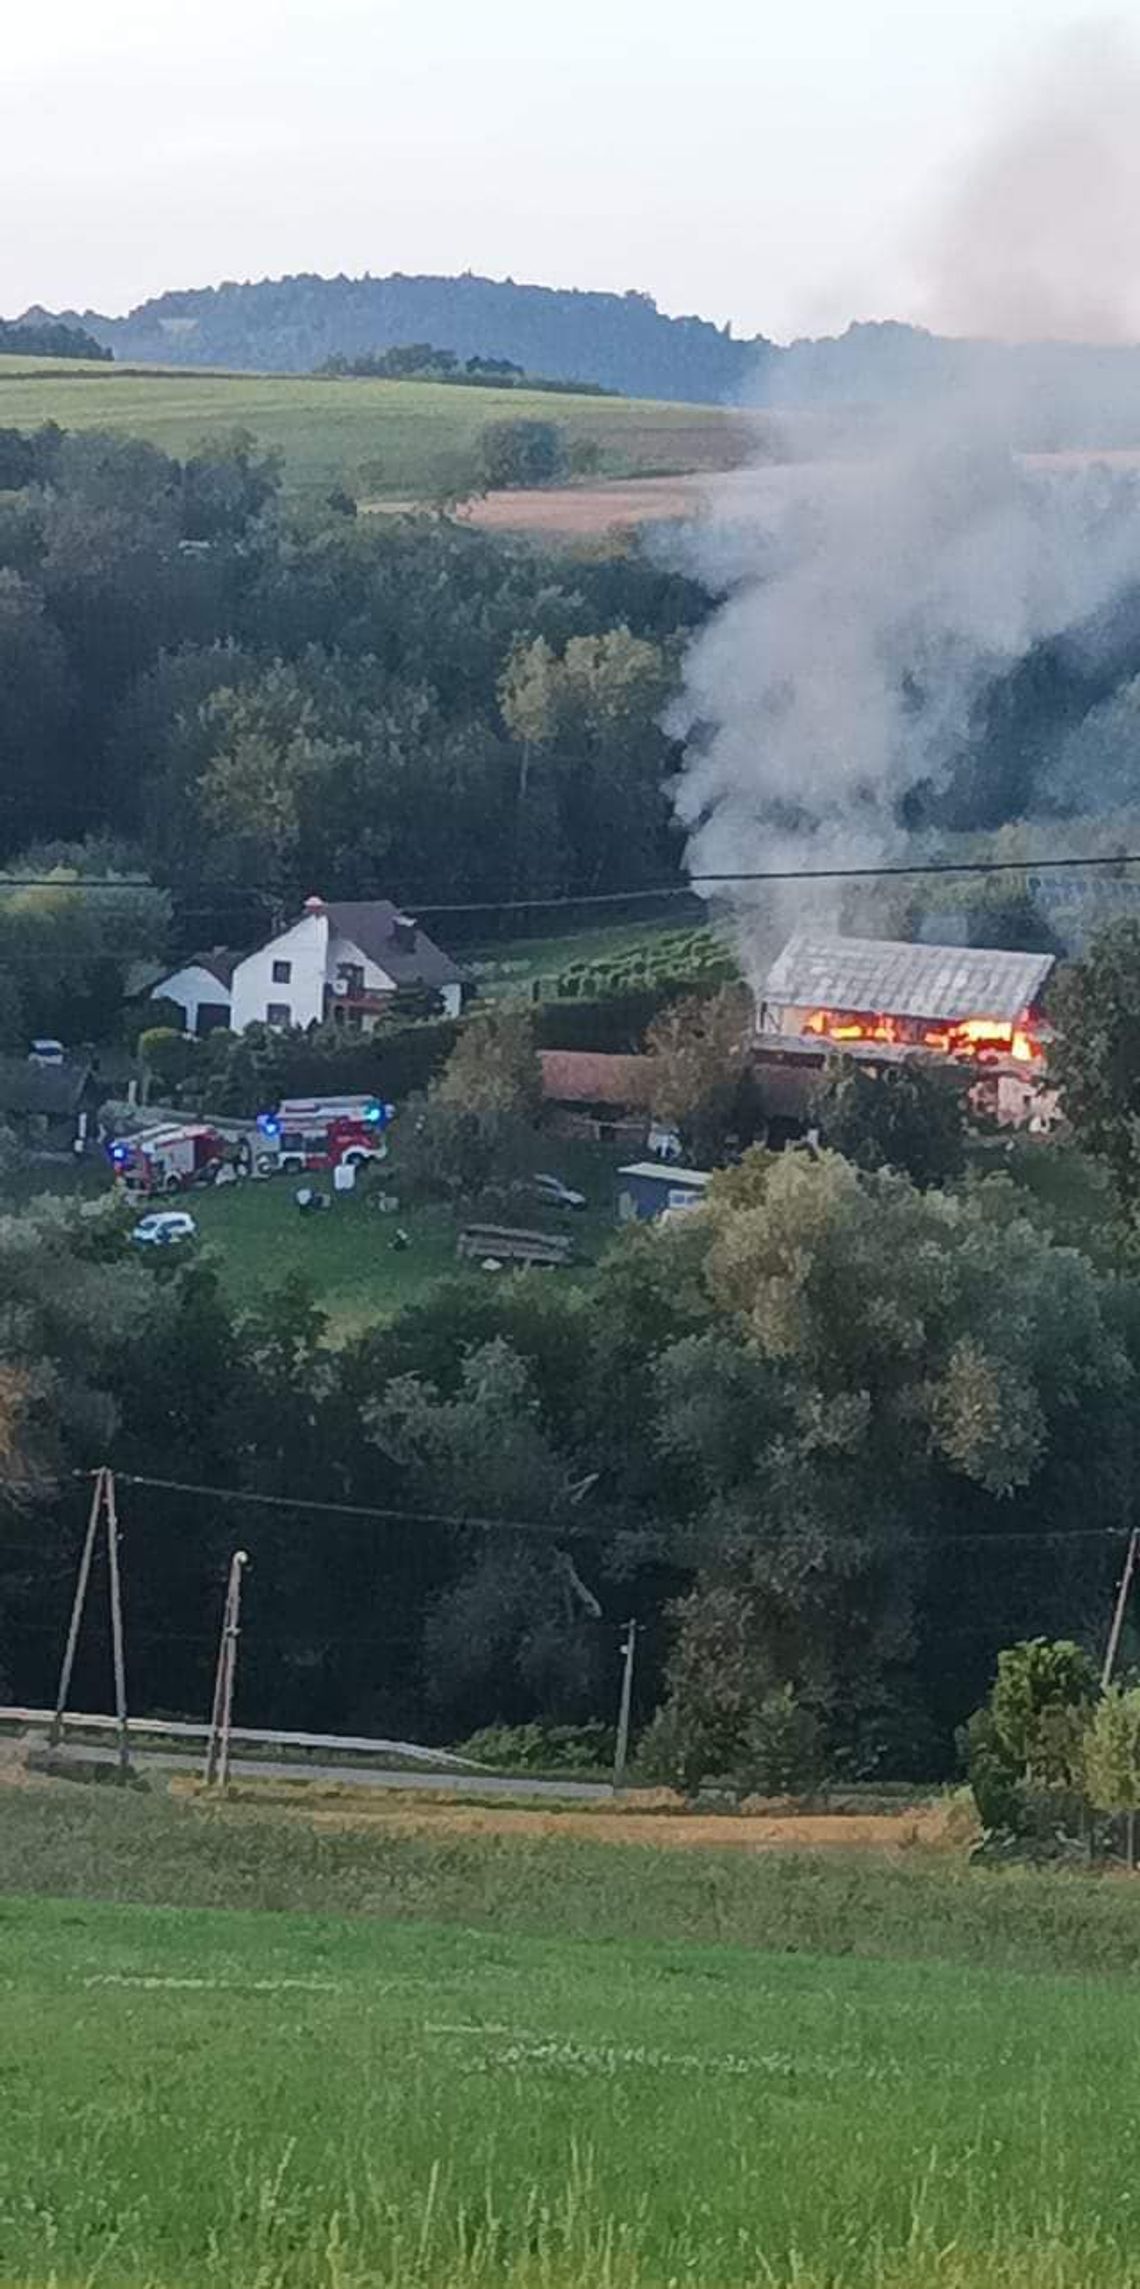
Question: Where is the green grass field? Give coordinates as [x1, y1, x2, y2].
[0, 354, 744, 499]
[185, 1137, 625, 1334]
[5, 1785, 1140, 2287]
[189, 1181, 460, 1332]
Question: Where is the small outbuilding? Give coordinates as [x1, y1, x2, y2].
[617, 1161, 713, 1223]
[539, 1051, 653, 1145]
[150, 953, 236, 1037]
[0, 1057, 105, 1152]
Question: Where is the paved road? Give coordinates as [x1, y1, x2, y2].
[39, 1741, 611, 1800]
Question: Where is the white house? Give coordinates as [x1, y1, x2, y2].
[150, 953, 236, 1036]
[228, 898, 465, 1034]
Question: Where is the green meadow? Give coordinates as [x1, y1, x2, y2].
[4, 1781, 1140, 2287]
[0, 356, 744, 499]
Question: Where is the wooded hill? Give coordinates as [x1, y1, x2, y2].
[47, 273, 760, 402]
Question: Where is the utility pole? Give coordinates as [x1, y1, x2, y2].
[204, 1551, 249, 1790]
[104, 1469, 130, 1781]
[49, 1468, 131, 1780]
[612, 1618, 638, 1795]
[1102, 1528, 1139, 1691]
[49, 1468, 106, 1748]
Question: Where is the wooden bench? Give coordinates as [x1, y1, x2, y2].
[456, 1223, 574, 1268]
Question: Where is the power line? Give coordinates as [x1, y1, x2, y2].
[409, 852, 1140, 916]
[107, 1471, 612, 1542]
[3, 849, 1140, 917]
[93, 1471, 1136, 1550]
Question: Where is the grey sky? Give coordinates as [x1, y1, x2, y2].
[0, 0, 1115, 338]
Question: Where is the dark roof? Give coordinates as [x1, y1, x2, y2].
[0, 1058, 96, 1116]
[324, 902, 465, 989]
[194, 949, 238, 990]
[154, 950, 237, 992]
[764, 934, 1054, 1025]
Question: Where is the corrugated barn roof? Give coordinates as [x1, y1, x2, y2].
[764, 935, 1055, 1024]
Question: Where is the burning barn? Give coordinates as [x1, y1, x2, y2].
[755, 933, 1058, 1131]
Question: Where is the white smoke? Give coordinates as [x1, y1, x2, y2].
[924, 25, 1140, 345]
[672, 25, 1140, 970]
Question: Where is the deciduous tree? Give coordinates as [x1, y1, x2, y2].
[1083, 1685, 1140, 1864]
[812, 1053, 969, 1188]
[1051, 922, 1140, 1195]
[646, 985, 751, 1165]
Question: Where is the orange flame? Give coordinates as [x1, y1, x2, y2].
[803, 1007, 1044, 1064]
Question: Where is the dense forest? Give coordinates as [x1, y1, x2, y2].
[0, 420, 711, 1038]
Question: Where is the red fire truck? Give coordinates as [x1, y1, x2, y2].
[255, 1095, 393, 1176]
[108, 1123, 237, 1195]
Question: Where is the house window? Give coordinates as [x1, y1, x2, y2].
[272, 960, 292, 984]
[336, 961, 365, 997]
[266, 1002, 292, 1028]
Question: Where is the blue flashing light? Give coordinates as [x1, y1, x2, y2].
[257, 1113, 280, 1136]
[364, 1102, 382, 1123]
[109, 1142, 128, 1164]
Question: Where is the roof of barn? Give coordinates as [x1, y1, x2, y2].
[539, 1051, 653, 1107]
[763, 934, 1055, 1025]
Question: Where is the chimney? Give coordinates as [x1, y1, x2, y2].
[303, 894, 325, 914]
[392, 913, 418, 953]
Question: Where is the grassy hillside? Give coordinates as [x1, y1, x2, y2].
[0, 355, 748, 499]
[6, 1887, 1139, 2287]
[8, 1788, 1140, 2287]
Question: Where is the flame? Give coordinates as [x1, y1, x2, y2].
[802, 1007, 1044, 1064]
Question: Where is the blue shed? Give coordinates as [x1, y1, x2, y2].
[617, 1162, 714, 1223]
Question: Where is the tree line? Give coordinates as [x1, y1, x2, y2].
[0, 317, 110, 361]
[319, 344, 614, 394]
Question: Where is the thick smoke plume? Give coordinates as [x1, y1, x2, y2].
[672, 26, 1140, 970]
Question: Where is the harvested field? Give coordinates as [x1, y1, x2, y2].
[430, 462, 833, 535]
[440, 443, 1140, 537]
[455, 472, 717, 532]
[231, 1783, 961, 1853]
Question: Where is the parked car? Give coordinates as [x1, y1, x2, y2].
[531, 1173, 587, 1211]
[131, 1209, 197, 1249]
[28, 1038, 65, 1067]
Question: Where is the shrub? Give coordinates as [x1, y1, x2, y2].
[458, 1721, 613, 1773]
[960, 1706, 1023, 1833]
[136, 1026, 200, 1094]
[537, 987, 682, 1053]
[734, 1688, 827, 1799]
[633, 1699, 716, 1796]
[963, 1639, 1099, 1842]
[478, 419, 568, 490]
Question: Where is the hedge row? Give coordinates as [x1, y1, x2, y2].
[535, 979, 716, 1053]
